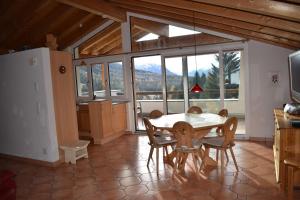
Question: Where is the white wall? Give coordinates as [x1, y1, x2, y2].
[0, 48, 59, 162]
[247, 41, 293, 138]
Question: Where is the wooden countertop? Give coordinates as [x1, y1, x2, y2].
[274, 109, 300, 129]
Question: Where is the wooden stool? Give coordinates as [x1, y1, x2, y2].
[60, 140, 90, 164]
[284, 157, 300, 200]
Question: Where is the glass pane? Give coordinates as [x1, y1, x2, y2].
[130, 17, 229, 53]
[108, 62, 125, 96]
[165, 57, 184, 114]
[223, 50, 245, 134]
[92, 63, 105, 98]
[76, 22, 122, 58]
[75, 65, 89, 97]
[133, 55, 163, 130]
[187, 53, 220, 113]
[223, 51, 240, 99]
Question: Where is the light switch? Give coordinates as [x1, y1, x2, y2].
[30, 56, 38, 66]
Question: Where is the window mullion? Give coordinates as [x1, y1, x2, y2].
[219, 50, 225, 109]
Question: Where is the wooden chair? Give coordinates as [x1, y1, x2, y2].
[187, 106, 203, 114]
[143, 118, 177, 175]
[205, 109, 229, 162]
[284, 157, 300, 200]
[201, 117, 239, 171]
[148, 109, 171, 137]
[172, 121, 202, 178]
[149, 109, 163, 119]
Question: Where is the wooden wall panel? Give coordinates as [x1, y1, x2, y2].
[50, 50, 79, 146]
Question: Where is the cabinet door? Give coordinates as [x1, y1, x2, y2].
[112, 104, 127, 133]
[101, 101, 113, 137]
[77, 105, 90, 132]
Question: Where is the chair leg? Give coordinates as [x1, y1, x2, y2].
[216, 149, 219, 163]
[192, 152, 199, 177]
[225, 150, 229, 162]
[200, 146, 210, 171]
[165, 146, 169, 155]
[229, 147, 239, 171]
[147, 146, 154, 167]
[287, 166, 294, 200]
[156, 147, 159, 175]
[172, 152, 179, 178]
[220, 149, 225, 170]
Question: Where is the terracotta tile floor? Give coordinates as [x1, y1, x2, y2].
[1, 135, 300, 200]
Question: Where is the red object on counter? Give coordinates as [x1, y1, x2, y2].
[0, 170, 16, 200]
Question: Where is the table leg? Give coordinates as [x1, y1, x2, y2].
[201, 147, 218, 170]
[164, 149, 176, 167]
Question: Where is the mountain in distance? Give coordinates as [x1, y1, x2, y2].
[188, 68, 209, 77]
[135, 63, 176, 76]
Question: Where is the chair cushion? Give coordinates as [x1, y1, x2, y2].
[154, 136, 177, 145]
[204, 131, 219, 138]
[175, 139, 202, 152]
[154, 129, 172, 137]
[201, 137, 225, 147]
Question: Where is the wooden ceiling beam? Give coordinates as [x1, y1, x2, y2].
[131, 17, 169, 37]
[104, 44, 122, 55]
[30, 7, 84, 48]
[58, 15, 106, 49]
[112, 0, 300, 42]
[91, 35, 122, 55]
[139, 0, 300, 34]
[114, 2, 297, 49]
[56, 0, 127, 22]
[132, 33, 232, 52]
[81, 28, 121, 54]
[79, 22, 121, 53]
[6, 3, 70, 50]
[191, 0, 300, 22]
[57, 13, 95, 41]
[0, 0, 53, 47]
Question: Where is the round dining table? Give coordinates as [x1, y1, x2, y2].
[149, 113, 228, 171]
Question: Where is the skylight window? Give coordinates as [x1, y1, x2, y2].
[137, 33, 159, 42]
[168, 25, 200, 37]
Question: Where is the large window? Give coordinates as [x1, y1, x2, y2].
[223, 51, 241, 99]
[108, 62, 125, 96]
[75, 65, 90, 97]
[92, 63, 105, 98]
[165, 57, 184, 114]
[75, 61, 125, 100]
[188, 53, 221, 113]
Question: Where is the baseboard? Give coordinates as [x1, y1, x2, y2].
[0, 153, 63, 167]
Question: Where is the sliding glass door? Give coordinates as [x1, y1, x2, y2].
[132, 55, 163, 131]
[165, 57, 185, 114]
[187, 53, 221, 113]
[131, 51, 245, 134]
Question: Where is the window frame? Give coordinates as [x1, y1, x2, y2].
[73, 55, 127, 102]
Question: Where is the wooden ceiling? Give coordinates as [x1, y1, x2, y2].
[1, 0, 300, 55]
[0, 0, 107, 53]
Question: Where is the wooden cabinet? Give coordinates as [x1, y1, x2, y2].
[273, 109, 300, 189]
[77, 104, 90, 133]
[88, 100, 127, 144]
[112, 103, 127, 133]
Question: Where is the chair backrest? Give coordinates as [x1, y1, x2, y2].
[222, 117, 238, 147]
[143, 117, 156, 145]
[187, 106, 203, 114]
[172, 121, 194, 148]
[218, 109, 228, 117]
[149, 110, 163, 119]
